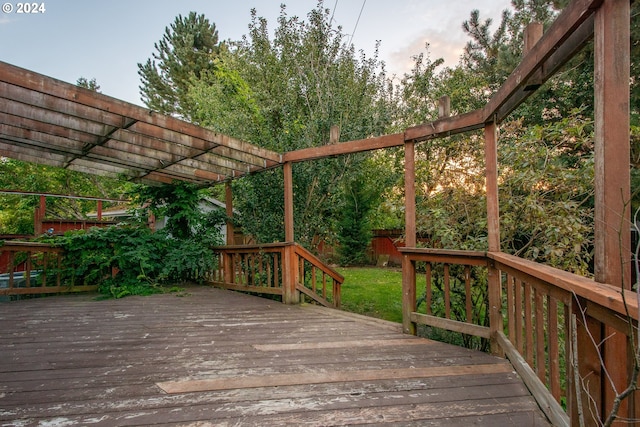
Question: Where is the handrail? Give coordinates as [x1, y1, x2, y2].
[488, 251, 638, 320]
[293, 243, 343, 308]
[209, 242, 342, 308]
[294, 244, 344, 283]
[400, 246, 638, 427]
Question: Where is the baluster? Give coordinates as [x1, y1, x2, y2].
[323, 272, 327, 300]
[266, 254, 272, 287]
[548, 295, 561, 401]
[444, 263, 450, 319]
[312, 265, 317, 294]
[26, 251, 32, 288]
[273, 252, 280, 288]
[41, 251, 47, 287]
[465, 265, 472, 323]
[8, 251, 14, 289]
[257, 253, 264, 286]
[506, 273, 515, 342]
[514, 278, 523, 353]
[534, 286, 546, 383]
[524, 282, 534, 367]
[56, 250, 62, 287]
[426, 262, 432, 315]
[243, 253, 250, 285]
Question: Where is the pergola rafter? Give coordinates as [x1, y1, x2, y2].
[0, 61, 282, 185]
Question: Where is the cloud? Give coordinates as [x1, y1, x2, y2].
[385, 29, 467, 77]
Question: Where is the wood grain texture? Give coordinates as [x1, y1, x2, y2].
[0, 286, 550, 426]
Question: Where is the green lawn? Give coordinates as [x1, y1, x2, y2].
[336, 266, 403, 323]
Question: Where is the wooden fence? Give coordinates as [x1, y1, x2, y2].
[400, 247, 639, 427]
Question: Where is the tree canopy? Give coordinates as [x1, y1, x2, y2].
[2, 0, 637, 276]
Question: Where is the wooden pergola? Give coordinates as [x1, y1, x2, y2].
[0, 0, 634, 424]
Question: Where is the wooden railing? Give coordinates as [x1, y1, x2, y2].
[0, 241, 97, 296]
[294, 244, 343, 309]
[209, 242, 343, 308]
[400, 247, 639, 427]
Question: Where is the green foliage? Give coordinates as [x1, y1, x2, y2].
[129, 181, 225, 244]
[219, 3, 395, 250]
[76, 77, 101, 92]
[46, 182, 226, 298]
[138, 11, 222, 119]
[0, 158, 133, 235]
[499, 113, 594, 275]
[337, 157, 390, 265]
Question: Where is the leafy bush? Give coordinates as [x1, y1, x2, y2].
[49, 181, 226, 298]
[54, 225, 219, 298]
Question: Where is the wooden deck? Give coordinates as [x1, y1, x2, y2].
[0, 286, 550, 426]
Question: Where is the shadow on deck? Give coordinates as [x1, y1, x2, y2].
[0, 286, 550, 426]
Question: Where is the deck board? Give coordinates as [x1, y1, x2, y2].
[0, 286, 551, 426]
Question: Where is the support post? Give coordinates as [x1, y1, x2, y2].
[223, 181, 234, 284]
[485, 121, 503, 355]
[225, 181, 234, 246]
[402, 141, 417, 335]
[97, 200, 102, 221]
[593, 0, 631, 424]
[404, 141, 416, 248]
[34, 195, 46, 235]
[282, 162, 298, 304]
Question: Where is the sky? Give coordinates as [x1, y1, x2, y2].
[0, 0, 511, 106]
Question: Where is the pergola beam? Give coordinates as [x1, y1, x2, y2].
[0, 61, 281, 186]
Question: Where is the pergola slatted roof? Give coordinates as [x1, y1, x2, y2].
[0, 61, 282, 186]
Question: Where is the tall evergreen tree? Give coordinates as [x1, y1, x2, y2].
[138, 12, 221, 119]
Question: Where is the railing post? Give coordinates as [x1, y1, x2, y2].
[282, 162, 299, 304]
[282, 244, 298, 304]
[403, 140, 417, 335]
[485, 121, 503, 356]
[592, 0, 632, 423]
[402, 255, 416, 335]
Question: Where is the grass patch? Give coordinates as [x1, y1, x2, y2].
[336, 266, 403, 323]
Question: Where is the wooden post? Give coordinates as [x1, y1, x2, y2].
[96, 200, 102, 221]
[223, 181, 234, 284]
[485, 121, 503, 355]
[403, 141, 417, 335]
[593, 0, 631, 424]
[524, 22, 544, 54]
[330, 125, 340, 144]
[524, 22, 544, 90]
[485, 122, 500, 253]
[438, 96, 451, 119]
[404, 141, 416, 248]
[34, 195, 46, 235]
[282, 162, 297, 304]
[225, 181, 234, 245]
[284, 162, 294, 244]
